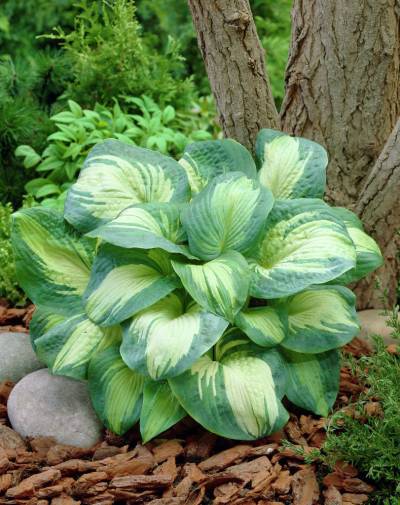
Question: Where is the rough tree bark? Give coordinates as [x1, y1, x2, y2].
[187, 0, 279, 151]
[280, 0, 400, 209]
[189, 0, 400, 308]
[279, 1, 400, 307]
[354, 119, 400, 309]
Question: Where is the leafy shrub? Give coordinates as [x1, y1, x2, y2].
[0, 0, 199, 205]
[0, 56, 54, 205]
[0, 203, 25, 304]
[16, 98, 212, 209]
[323, 331, 400, 503]
[49, 0, 194, 109]
[11, 130, 382, 441]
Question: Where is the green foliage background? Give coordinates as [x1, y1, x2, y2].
[0, 0, 292, 312]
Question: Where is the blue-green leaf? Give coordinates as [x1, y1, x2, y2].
[179, 139, 257, 194]
[65, 139, 190, 233]
[84, 245, 179, 327]
[172, 251, 250, 322]
[256, 129, 327, 199]
[249, 199, 356, 299]
[12, 208, 94, 316]
[121, 292, 228, 380]
[182, 172, 274, 261]
[331, 208, 383, 284]
[86, 203, 195, 258]
[169, 329, 289, 440]
[281, 348, 341, 416]
[235, 306, 287, 347]
[35, 314, 121, 380]
[278, 285, 360, 353]
[89, 346, 145, 435]
[140, 381, 186, 443]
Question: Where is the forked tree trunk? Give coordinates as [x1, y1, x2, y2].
[187, 0, 279, 151]
[280, 0, 400, 209]
[188, 0, 400, 308]
[354, 119, 400, 309]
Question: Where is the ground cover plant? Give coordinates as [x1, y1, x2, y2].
[323, 332, 400, 503]
[11, 130, 383, 442]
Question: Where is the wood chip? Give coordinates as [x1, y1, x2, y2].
[285, 418, 308, 446]
[153, 456, 177, 480]
[50, 460, 100, 475]
[0, 473, 12, 492]
[341, 479, 374, 494]
[271, 469, 292, 494]
[152, 441, 183, 464]
[92, 445, 128, 461]
[72, 471, 108, 495]
[50, 495, 81, 505]
[341, 494, 369, 504]
[213, 481, 242, 503]
[0, 425, 27, 451]
[6, 469, 62, 498]
[291, 468, 320, 505]
[111, 474, 173, 490]
[323, 486, 343, 505]
[101, 455, 154, 478]
[46, 446, 94, 466]
[198, 445, 252, 472]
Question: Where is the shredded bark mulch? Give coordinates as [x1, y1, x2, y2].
[0, 301, 34, 334]
[0, 338, 375, 505]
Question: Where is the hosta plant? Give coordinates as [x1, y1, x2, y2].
[12, 130, 383, 442]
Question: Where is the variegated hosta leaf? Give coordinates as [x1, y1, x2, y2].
[121, 293, 229, 380]
[235, 306, 287, 347]
[84, 245, 179, 327]
[88, 346, 144, 435]
[281, 348, 341, 416]
[86, 203, 194, 258]
[331, 208, 383, 284]
[12, 208, 94, 315]
[64, 139, 190, 233]
[250, 199, 356, 299]
[181, 172, 274, 260]
[30, 306, 66, 351]
[35, 314, 121, 380]
[169, 329, 289, 440]
[256, 129, 327, 199]
[179, 139, 257, 194]
[279, 285, 360, 353]
[140, 381, 186, 443]
[172, 251, 250, 322]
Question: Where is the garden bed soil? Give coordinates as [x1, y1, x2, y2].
[0, 323, 377, 505]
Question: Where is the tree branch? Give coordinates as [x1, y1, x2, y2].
[354, 119, 400, 308]
[187, 0, 279, 151]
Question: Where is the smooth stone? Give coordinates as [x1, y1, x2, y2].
[7, 369, 102, 448]
[358, 309, 400, 345]
[0, 332, 44, 382]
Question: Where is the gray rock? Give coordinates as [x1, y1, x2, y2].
[0, 332, 44, 382]
[7, 369, 102, 448]
[358, 309, 400, 345]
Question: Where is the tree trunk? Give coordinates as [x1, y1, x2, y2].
[187, 0, 279, 151]
[188, 0, 400, 309]
[280, 0, 400, 209]
[354, 119, 400, 308]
